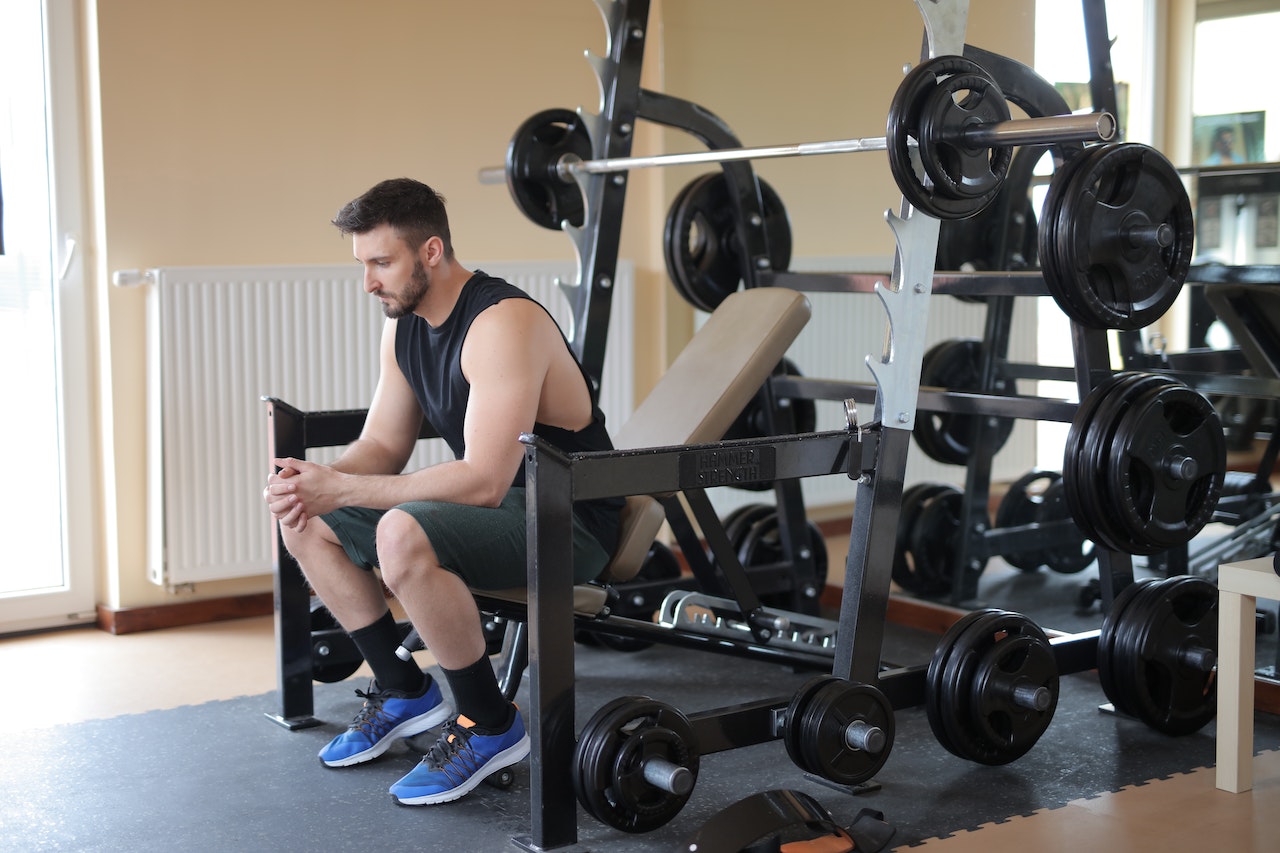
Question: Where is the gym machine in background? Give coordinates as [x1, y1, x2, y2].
[496, 0, 1218, 849]
[264, 0, 1241, 849]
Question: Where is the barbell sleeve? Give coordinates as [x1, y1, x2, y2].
[478, 111, 1115, 185]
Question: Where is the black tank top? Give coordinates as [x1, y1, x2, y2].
[394, 271, 622, 554]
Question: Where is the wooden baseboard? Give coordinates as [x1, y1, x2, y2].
[96, 592, 274, 635]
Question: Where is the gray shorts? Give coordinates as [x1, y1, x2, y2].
[321, 487, 611, 589]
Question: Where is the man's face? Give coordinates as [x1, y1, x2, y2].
[353, 223, 430, 319]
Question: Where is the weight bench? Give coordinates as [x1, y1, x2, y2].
[266, 285, 811, 726]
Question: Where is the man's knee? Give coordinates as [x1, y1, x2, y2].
[280, 515, 327, 557]
[377, 509, 437, 591]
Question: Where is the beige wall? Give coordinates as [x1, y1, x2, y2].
[85, 0, 1033, 610]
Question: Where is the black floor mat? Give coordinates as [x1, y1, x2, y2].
[5, 619, 1279, 853]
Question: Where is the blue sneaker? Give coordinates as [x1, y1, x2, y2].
[318, 678, 453, 768]
[389, 709, 531, 805]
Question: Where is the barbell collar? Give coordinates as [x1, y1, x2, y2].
[479, 111, 1116, 184]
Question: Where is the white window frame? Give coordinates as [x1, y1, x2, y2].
[0, 0, 97, 633]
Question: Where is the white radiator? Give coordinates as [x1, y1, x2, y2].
[141, 261, 635, 586]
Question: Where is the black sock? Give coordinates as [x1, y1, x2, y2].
[348, 610, 427, 695]
[441, 655, 512, 732]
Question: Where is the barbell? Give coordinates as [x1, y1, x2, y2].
[495, 55, 1117, 226]
[491, 112, 1111, 183]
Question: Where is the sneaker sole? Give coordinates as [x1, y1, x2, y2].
[320, 701, 455, 768]
[391, 733, 531, 805]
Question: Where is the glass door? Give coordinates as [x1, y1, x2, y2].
[0, 0, 95, 633]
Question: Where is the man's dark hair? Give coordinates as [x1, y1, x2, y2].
[332, 178, 454, 257]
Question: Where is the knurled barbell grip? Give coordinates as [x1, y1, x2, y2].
[477, 111, 1114, 184]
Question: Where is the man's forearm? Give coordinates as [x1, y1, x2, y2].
[331, 436, 411, 477]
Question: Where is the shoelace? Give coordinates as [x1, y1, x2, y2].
[347, 687, 393, 737]
[424, 721, 482, 784]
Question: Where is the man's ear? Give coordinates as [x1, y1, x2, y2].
[419, 235, 444, 268]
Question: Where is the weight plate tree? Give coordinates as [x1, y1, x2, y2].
[1063, 372, 1225, 555]
[1096, 575, 1218, 735]
[573, 696, 700, 833]
[663, 172, 792, 311]
[1039, 142, 1194, 330]
[926, 609, 1059, 764]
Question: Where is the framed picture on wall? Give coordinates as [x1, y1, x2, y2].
[1193, 111, 1266, 166]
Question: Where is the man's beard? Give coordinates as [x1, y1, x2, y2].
[382, 259, 430, 319]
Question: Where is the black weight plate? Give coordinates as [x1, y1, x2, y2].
[663, 172, 792, 312]
[1106, 380, 1226, 554]
[725, 504, 777, 554]
[723, 358, 817, 490]
[994, 469, 1062, 571]
[1125, 576, 1219, 735]
[942, 611, 1053, 765]
[893, 483, 955, 592]
[310, 597, 363, 683]
[886, 56, 1008, 219]
[783, 675, 843, 774]
[1035, 479, 1096, 574]
[573, 696, 700, 834]
[1063, 372, 1169, 554]
[925, 609, 994, 756]
[1042, 145, 1110, 324]
[914, 339, 1015, 465]
[910, 342, 958, 464]
[504, 108, 592, 231]
[1097, 578, 1154, 713]
[797, 679, 895, 786]
[930, 609, 1010, 761]
[1088, 373, 1185, 554]
[724, 358, 817, 441]
[739, 514, 828, 583]
[905, 485, 967, 597]
[1050, 144, 1195, 330]
[967, 632, 1059, 764]
[916, 71, 1013, 202]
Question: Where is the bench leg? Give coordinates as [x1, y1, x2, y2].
[1217, 588, 1255, 793]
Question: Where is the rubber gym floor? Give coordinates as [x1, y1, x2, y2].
[2, 561, 1278, 852]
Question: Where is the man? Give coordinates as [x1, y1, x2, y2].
[1204, 126, 1241, 166]
[262, 178, 622, 805]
